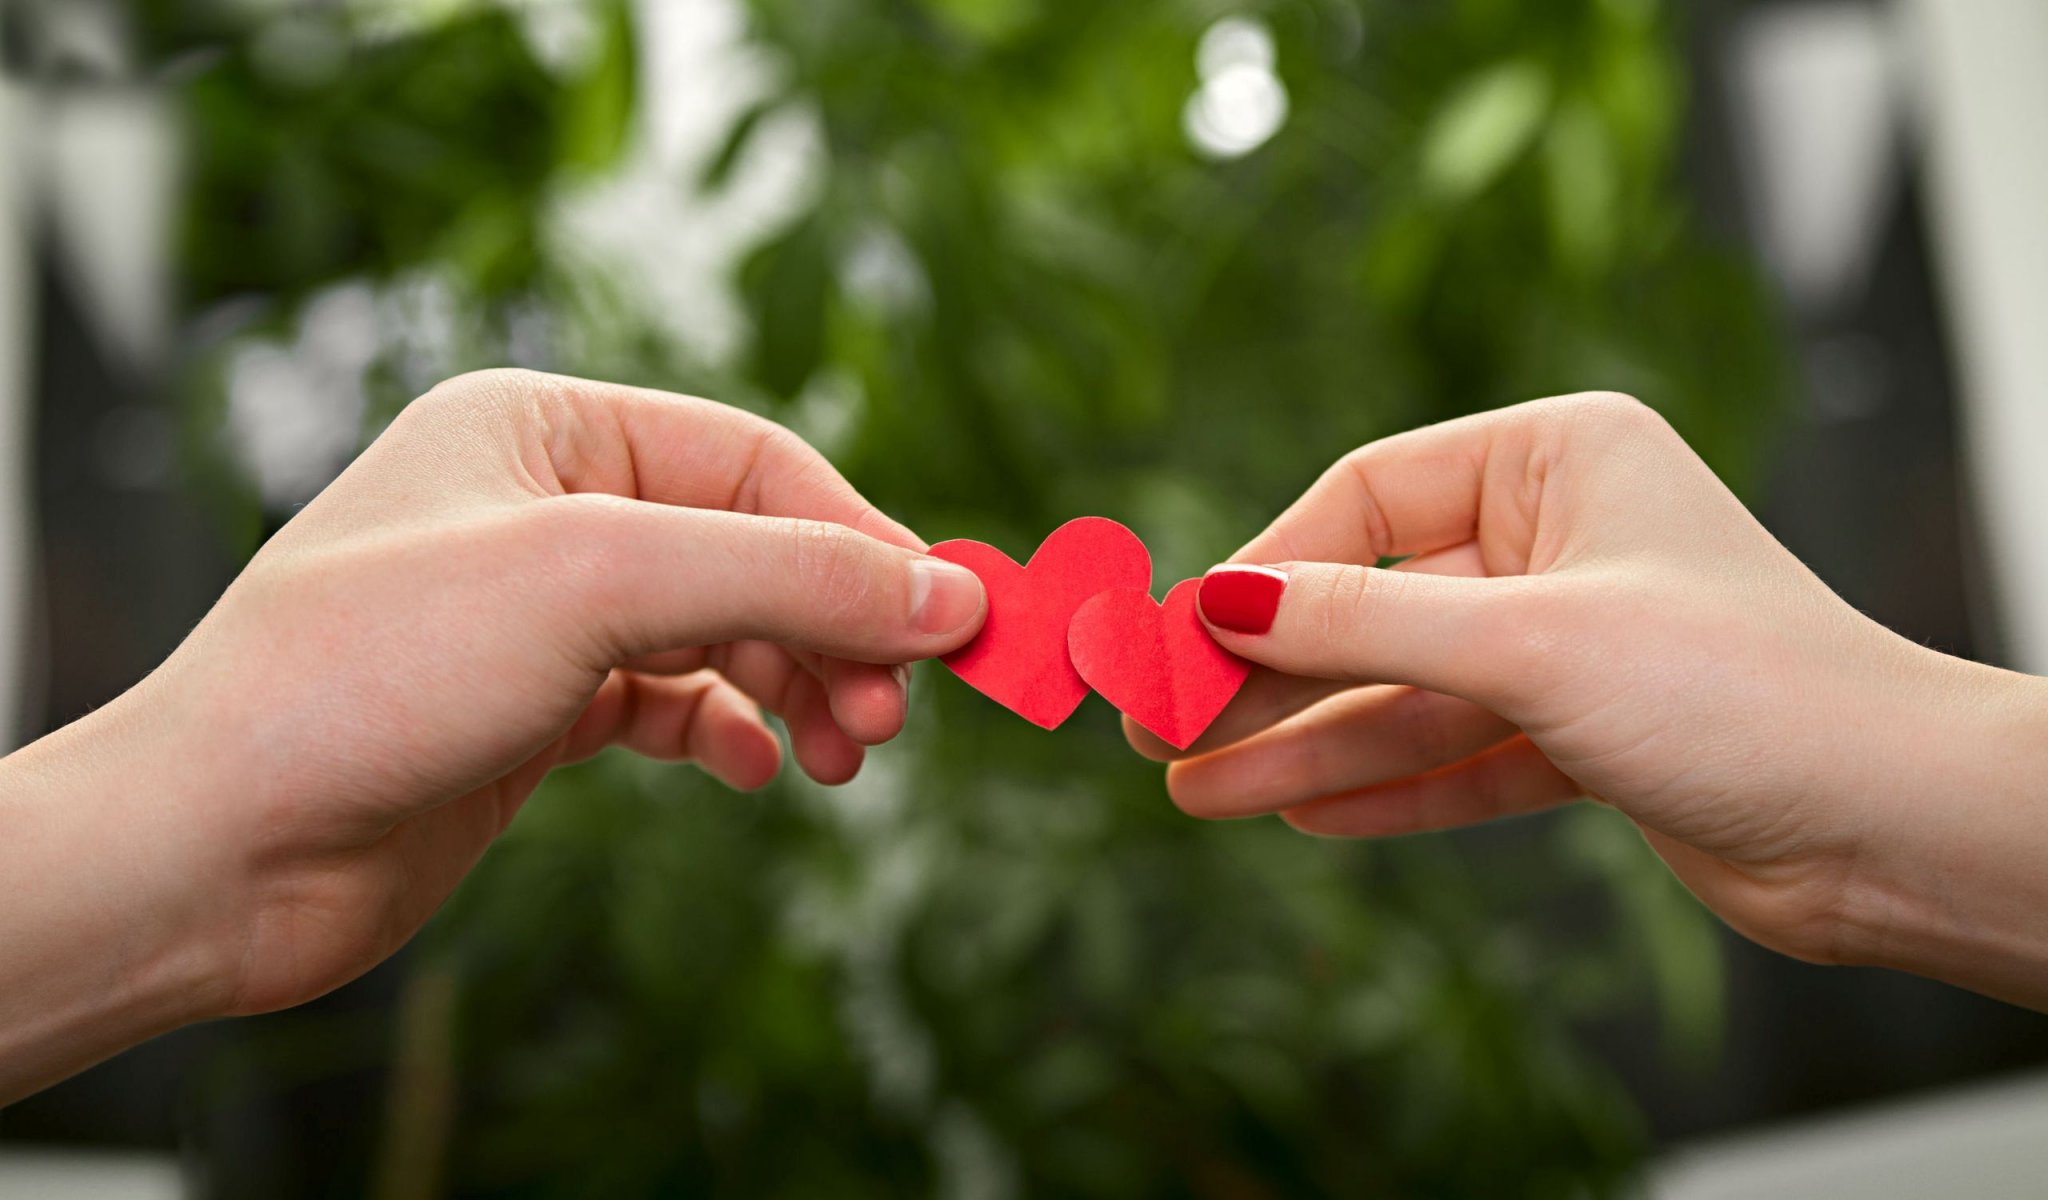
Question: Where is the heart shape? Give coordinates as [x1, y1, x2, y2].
[930, 517, 1153, 729]
[1068, 578, 1251, 750]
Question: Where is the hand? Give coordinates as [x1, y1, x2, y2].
[1130, 393, 2048, 1008]
[0, 370, 986, 1099]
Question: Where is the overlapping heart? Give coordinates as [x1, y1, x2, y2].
[930, 518, 1249, 750]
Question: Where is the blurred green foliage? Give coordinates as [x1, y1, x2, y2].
[136, 0, 1789, 1194]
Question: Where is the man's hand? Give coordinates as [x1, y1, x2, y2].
[0, 370, 985, 1101]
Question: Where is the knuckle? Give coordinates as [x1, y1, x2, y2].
[759, 424, 824, 483]
[1317, 566, 1395, 663]
[732, 420, 822, 513]
[1578, 389, 1652, 418]
[404, 368, 568, 448]
[1333, 447, 1397, 559]
[1561, 390, 1670, 442]
[409, 369, 609, 494]
[1480, 395, 1666, 514]
[415, 368, 551, 420]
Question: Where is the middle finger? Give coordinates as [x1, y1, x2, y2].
[1164, 685, 1519, 818]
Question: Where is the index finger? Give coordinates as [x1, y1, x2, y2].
[1231, 409, 1497, 569]
[478, 370, 926, 551]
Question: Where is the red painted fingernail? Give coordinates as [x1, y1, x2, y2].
[1198, 565, 1286, 634]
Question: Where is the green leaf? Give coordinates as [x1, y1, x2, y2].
[739, 214, 833, 399]
[1543, 98, 1620, 272]
[1420, 60, 1553, 201]
[555, 0, 638, 173]
[700, 99, 776, 192]
[918, 0, 1042, 48]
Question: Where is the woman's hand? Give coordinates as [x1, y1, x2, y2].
[1132, 393, 2048, 1009]
[0, 370, 985, 1099]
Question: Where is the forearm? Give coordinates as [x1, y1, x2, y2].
[0, 689, 234, 1103]
[1840, 653, 2048, 1009]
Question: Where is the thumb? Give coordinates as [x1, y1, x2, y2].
[541, 497, 987, 664]
[1194, 562, 1547, 707]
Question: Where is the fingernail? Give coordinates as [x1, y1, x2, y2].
[1199, 565, 1287, 634]
[910, 559, 984, 635]
[892, 663, 913, 709]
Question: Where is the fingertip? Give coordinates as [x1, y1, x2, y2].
[1280, 804, 1350, 838]
[856, 506, 931, 555]
[910, 557, 988, 644]
[801, 738, 866, 786]
[1195, 560, 1383, 685]
[783, 670, 868, 785]
[1122, 714, 1184, 762]
[826, 660, 909, 746]
[1194, 605, 1287, 674]
[710, 730, 783, 792]
[1197, 564, 1288, 637]
[692, 680, 784, 790]
[1162, 760, 1240, 821]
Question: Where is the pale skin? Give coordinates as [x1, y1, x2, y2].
[1130, 392, 2048, 1011]
[4, 382, 2045, 1106]
[0, 369, 990, 1103]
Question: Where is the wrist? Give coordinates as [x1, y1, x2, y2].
[0, 681, 242, 1099]
[1832, 652, 2048, 1007]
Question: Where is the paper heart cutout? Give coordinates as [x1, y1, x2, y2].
[1068, 578, 1250, 751]
[930, 517, 1153, 729]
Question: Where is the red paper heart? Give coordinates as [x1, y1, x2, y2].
[930, 517, 1153, 729]
[1068, 578, 1251, 751]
